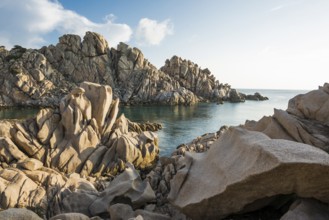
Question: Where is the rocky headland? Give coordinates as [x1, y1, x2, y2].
[0, 32, 267, 107]
[0, 82, 328, 219]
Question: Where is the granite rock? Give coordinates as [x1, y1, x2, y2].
[168, 127, 329, 219]
[0, 32, 266, 106]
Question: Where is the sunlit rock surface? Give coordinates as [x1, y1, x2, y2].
[0, 32, 265, 107]
[168, 127, 329, 219]
[0, 82, 161, 218]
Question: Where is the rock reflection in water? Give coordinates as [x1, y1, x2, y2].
[0, 107, 39, 120]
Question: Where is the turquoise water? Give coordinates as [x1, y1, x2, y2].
[0, 107, 40, 120]
[0, 90, 309, 156]
[120, 89, 309, 155]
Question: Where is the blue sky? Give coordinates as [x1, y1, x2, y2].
[0, 0, 328, 89]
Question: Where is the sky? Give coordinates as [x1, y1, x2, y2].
[0, 0, 328, 90]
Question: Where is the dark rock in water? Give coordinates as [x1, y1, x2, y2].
[228, 88, 245, 102]
[242, 92, 269, 101]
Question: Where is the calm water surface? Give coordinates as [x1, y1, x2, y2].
[0, 107, 39, 120]
[120, 89, 309, 155]
[0, 89, 309, 156]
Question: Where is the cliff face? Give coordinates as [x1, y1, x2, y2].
[0, 31, 258, 107]
[161, 56, 232, 102]
[0, 45, 72, 107]
[40, 32, 198, 105]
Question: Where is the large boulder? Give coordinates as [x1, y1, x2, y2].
[81, 31, 109, 57]
[168, 127, 329, 219]
[287, 83, 329, 125]
[52, 163, 156, 217]
[0, 208, 42, 220]
[89, 163, 156, 216]
[228, 89, 245, 102]
[245, 83, 329, 152]
[0, 168, 47, 210]
[108, 203, 135, 220]
[49, 213, 91, 220]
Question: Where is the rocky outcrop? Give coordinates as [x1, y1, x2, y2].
[41, 33, 196, 105]
[0, 81, 327, 219]
[0, 32, 266, 107]
[242, 92, 269, 101]
[0, 82, 159, 176]
[160, 56, 229, 101]
[161, 56, 268, 102]
[162, 83, 329, 219]
[168, 127, 329, 219]
[172, 126, 228, 156]
[0, 82, 163, 218]
[49, 163, 156, 217]
[244, 83, 329, 152]
[0, 32, 199, 106]
[0, 45, 72, 107]
[0, 161, 158, 218]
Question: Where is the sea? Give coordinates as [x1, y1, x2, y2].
[120, 89, 309, 155]
[0, 89, 309, 156]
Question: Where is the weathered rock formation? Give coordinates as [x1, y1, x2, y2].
[168, 127, 329, 219]
[0, 81, 159, 176]
[161, 56, 268, 102]
[242, 91, 269, 101]
[0, 82, 163, 218]
[244, 83, 329, 152]
[0, 45, 71, 107]
[1, 43, 327, 220]
[0, 32, 266, 107]
[172, 126, 228, 156]
[161, 56, 231, 102]
[48, 163, 157, 218]
[0, 79, 326, 220]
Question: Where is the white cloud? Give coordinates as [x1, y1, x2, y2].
[270, 1, 302, 12]
[0, 0, 132, 49]
[270, 5, 284, 12]
[136, 18, 174, 46]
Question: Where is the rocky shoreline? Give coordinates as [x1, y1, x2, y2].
[0, 32, 267, 108]
[0, 82, 328, 219]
